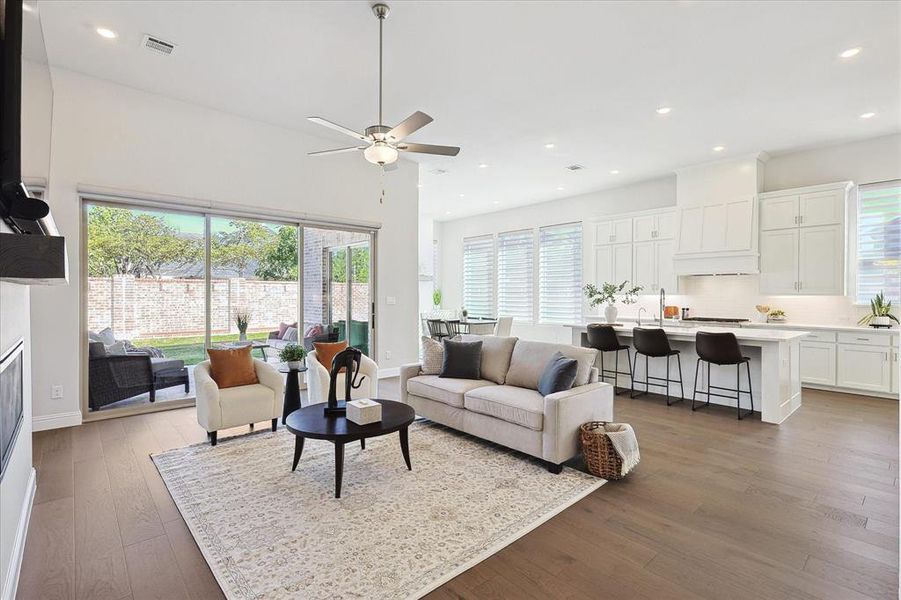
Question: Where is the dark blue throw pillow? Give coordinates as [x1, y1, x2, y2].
[537, 351, 578, 396]
[439, 338, 483, 379]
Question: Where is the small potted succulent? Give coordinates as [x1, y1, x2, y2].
[768, 309, 786, 323]
[278, 343, 307, 370]
[235, 310, 250, 341]
[858, 291, 899, 328]
[584, 281, 643, 324]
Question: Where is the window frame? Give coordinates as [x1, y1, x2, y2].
[537, 221, 583, 325]
[851, 180, 901, 306]
[496, 228, 536, 323]
[461, 234, 497, 320]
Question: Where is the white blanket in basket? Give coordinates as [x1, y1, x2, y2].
[604, 423, 640, 475]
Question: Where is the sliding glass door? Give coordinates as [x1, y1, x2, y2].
[83, 199, 376, 417]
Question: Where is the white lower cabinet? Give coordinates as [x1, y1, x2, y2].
[892, 347, 899, 395]
[836, 344, 892, 393]
[800, 342, 836, 386]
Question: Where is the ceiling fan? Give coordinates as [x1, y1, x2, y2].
[307, 3, 460, 168]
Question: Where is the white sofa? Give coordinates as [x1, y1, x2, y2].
[306, 349, 379, 406]
[195, 359, 285, 445]
[400, 336, 613, 472]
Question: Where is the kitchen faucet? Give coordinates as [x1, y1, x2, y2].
[659, 288, 665, 326]
[638, 307, 647, 326]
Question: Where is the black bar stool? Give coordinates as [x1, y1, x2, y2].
[631, 328, 684, 405]
[692, 331, 754, 420]
[585, 324, 633, 394]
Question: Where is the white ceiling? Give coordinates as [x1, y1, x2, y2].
[35, 0, 901, 220]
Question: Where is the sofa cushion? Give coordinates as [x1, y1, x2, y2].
[150, 357, 186, 374]
[420, 336, 444, 375]
[505, 340, 598, 390]
[440, 339, 482, 379]
[460, 335, 517, 384]
[406, 375, 494, 408]
[219, 384, 276, 427]
[464, 385, 545, 431]
[537, 352, 578, 396]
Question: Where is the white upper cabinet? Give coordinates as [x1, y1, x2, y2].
[655, 240, 677, 291]
[632, 241, 655, 290]
[593, 243, 632, 285]
[760, 194, 799, 230]
[655, 211, 676, 240]
[758, 182, 850, 296]
[595, 218, 633, 245]
[676, 196, 756, 254]
[633, 210, 675, 242]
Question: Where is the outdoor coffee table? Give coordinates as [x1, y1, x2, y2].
[216, 340, 270, 360]
[285, 399, 415, 498]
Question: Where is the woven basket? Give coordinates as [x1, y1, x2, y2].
[580, 421, 625, 480]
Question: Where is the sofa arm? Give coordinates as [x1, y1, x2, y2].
[194, 361, 222, 432]
[399, 363, 422, 404]
[306, 351, 330, 407]
[360, 354, 380, 398]
[542, 382, 614, 465]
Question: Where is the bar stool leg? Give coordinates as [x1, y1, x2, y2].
[645, 355, 650, 396]
[706, 362, 711, 407]
[676, 353, 685, 401]
[736, 363, 742, 420]
[692, 358, 700, 410]
[746, 361, 754, 414]
[614, 350, 620, 392]
[626, 348, 634, 392]
[665, 355, 672, 406]
[630, 352, 638, 398]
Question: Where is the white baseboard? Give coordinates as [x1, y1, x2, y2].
[32, 410, 82, 432]
[1, 467, 36, 600]
[379, 367, 400, 379]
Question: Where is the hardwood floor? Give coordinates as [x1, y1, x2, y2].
[17, 384, 899, 600]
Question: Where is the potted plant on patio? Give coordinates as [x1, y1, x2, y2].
[235, 310, 251, 341]
[278, 343, 307, 370]
[584, 281, 642, 324]
[858, 291, 899, 328]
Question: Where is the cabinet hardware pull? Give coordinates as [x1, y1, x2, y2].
[856, 337, 869, 341]
[793, 215, 798, 225]
[799, 215, 803, 224]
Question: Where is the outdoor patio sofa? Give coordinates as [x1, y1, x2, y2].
[88, 341, 190, 411]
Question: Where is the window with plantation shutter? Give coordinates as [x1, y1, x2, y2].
[497, 229, 534, 321]
[856, 181, 901, 304]
[463, 235, 495, 318]
[539, 222, 583, 324]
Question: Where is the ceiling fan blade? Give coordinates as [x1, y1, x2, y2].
[397, 142, 460, 156]
[307, 117, 369, 141]
[387, 111, 433, 142]
[308, 146, 366, 156]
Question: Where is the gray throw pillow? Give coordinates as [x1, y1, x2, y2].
[439, 339, 482, 379]
[537, 352, 578, 396]
[421, 336, 444, 375]
[97, 327, 116, 346]
[282, 327, 299, 342]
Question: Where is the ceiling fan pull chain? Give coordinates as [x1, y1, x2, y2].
[380, 167, 385, 204]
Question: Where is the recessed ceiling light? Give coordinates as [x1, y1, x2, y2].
[655, 107, 672, 115]
[96, 27, 118, 39]
[492, 200, 500, 205]
[544, 143, 555, 149]
[859, 112, 876, 119]
[839, 47, 861, 59]
[712, 145, 725, 152]
[556, 186, 565, 191]
[459, 193, 465, 198]
[478, 163, 488, 169]
[417, 183, 422, 188]
[445, 210, 452, 215]
[609, 169, 620, 175]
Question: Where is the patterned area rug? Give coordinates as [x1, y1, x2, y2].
[153, 421, 604, 599]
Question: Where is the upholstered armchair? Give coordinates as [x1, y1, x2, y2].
[195, 359, 285, 445]
[306, 350, 379, 406]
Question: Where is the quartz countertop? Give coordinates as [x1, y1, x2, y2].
[566, 323, 808, 343]
[741, 321, 899, 335]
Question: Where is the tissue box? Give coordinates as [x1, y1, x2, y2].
[347, 399, 382, 425]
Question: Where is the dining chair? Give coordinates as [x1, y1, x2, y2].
[444, 319, 462, 337]
[426, 319, 448, 340]
[494, 316, 513, 337]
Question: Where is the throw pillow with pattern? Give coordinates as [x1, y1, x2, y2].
[421, 336, 444, 375]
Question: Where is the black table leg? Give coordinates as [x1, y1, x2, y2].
[335, 441, 345, 498]
[360, 438, 365, 450]
[291, 436, 305, 471]
[282, 370, 300, 424]
[399, 426, 411, 470]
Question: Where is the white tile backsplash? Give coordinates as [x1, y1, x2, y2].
[599, 275, 868, 326]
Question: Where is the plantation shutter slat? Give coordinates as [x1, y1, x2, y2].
[463, 235, 495, 319]
[857, 181, 901, 304]
[497, 229, 534, 322]
[539, 222, 582, 324]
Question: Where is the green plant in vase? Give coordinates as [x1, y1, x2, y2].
[278, 343, 307, 370]
[234, 310, 250, 341]
[584, 281, 643, 324]
[858, 291, 899, 328]
[432, 288, 442, 309]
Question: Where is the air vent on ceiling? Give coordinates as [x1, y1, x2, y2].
[565, 164, 585, 171]
[141, 34, 176, 56]
[429, 168, 448, 175]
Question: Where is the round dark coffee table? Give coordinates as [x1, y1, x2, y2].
[285, 399, 415, 498]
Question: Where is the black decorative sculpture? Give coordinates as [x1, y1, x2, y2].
[324, 346, 366, 416]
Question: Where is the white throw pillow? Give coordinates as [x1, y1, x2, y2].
[105, 341, 128, 355]
[282, 327, 299, 342]
[421, 336, 444, 375]
[97, 327, 116, 346]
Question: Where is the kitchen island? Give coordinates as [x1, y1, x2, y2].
[567, 323, 809, 424]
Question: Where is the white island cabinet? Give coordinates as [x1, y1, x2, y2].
[568, 324, 807, 424]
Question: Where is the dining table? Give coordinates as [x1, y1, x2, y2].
[442, 318, 497, 335]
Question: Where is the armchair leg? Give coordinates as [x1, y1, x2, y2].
[149, 388, 156, 403]
[546, 462, 563, 474]
[209, 431, 217, 446]
[271, 418, 278, 432]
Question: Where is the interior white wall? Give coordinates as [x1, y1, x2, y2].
[0, 277, 33, 599]
[439, 176, 676, 342]
[30, 67, 420, 423]
[436, 134, 901, 341]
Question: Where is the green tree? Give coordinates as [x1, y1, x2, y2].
[87, 206, 202, 278]
[211, 220, 275, 277]
[330, 246, 370, 283]
[256, 226, 299, 280]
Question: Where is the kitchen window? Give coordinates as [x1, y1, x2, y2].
[496, 229, 534, 322]
[855, 180, 900, 304]
[462, 235, 495, 319]
[538, 222, 583, 325]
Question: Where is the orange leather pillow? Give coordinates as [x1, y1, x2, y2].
[315, 340, 348, 372]
[206, 346, 259, 389]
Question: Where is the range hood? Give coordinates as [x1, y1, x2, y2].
[672, 154, 766, 276]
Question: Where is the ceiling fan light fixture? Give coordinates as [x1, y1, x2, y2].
[364, 141, 398, 165]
